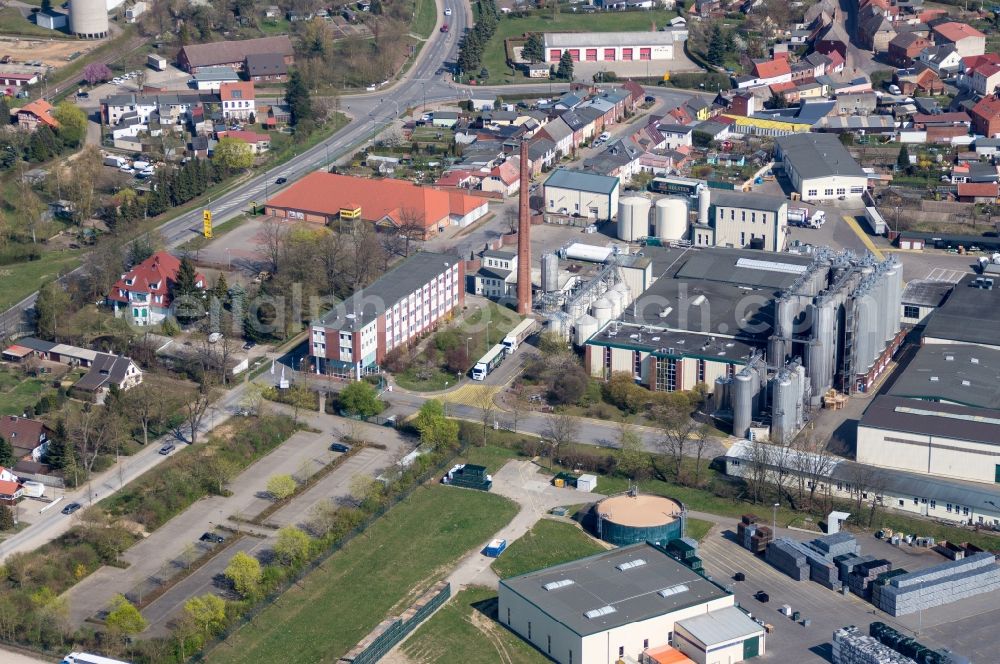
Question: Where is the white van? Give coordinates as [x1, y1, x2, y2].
[22, 481, 44, 498]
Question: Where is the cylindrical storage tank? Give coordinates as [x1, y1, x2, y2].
[591, 494, 684, 546]
[771, 373, 794, 444]
[546, 314, 567, 341]
[733, 370, 754, 439]
[70, 0, 110, 38]
[810, 299, 836, 395]
[617, 196, 651, 242]
[713, 375, 730, 414]
[853, 291, 876, 375]
[606, 286, 624, 317]
[611, 281, 632, 310]
[654, 197, 689, 241]
[574, 314, 599, 346]
[541, 253, 559, 293]
[591, 297, 613, 328]
[887, 263, 903, 336]
[698, 187, 711, 225]
[795, 363, 807, 427]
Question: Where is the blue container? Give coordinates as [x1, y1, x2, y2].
[484, 538, 507, 557]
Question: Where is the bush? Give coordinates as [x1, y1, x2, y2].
[434, 328, 461, 352]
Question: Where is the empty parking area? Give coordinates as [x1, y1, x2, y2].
[698, 527, 996, 663]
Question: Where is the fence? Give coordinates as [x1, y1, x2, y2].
[194, 443, 467, 662]
[339, 581, 451, 664]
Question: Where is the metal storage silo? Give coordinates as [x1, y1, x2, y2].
[541, 253, 559, 293]
[70, 0, 109, 38]
[606, 286, 624, 317]
[591, 297, 613, 328]
[697, 187, 711, 225]
[853, 289, 876, 375]
[654, 197, 689, 241]
[713, 375, 730, 414]
[809, 298, 836, 395]
[574, 314, 599, 346]
[611, 281, 632, 311]
[617, 196, 651, 241]
[770, 372, 795, 444]
[887, 262, 903, 336]
[795, 363, 807, 427]
[733, 370, 754, 439]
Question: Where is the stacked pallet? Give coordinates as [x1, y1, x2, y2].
[831, 626, 917, 664]
[738, 514, 760, 549]
[749, 526, 772, 554]
[765, 538, 808, 581]
[848, 559, 893, 599]
[834, 554, 875, 582]
[810, 532, 861, 558]
[872, 552, 1000, 617]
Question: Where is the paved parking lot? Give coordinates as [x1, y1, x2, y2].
[698, 521, 995, 663]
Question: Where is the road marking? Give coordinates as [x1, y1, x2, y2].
[924, 268, 965, 283]
[841, 215, 884, 260]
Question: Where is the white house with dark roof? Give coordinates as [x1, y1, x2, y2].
[542, 30, 687, 64]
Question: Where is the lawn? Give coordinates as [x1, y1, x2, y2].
[685, 517, 714, 543]
[413, 0, 438, 39]
[402, 586, 548, 664]
[492, 518, 606, 579]
[0, 7, 74, 38]
[481, 10, 679, 84]
[0, 250, 82, 311]
[0, 365, 60, 417]
[208, 485, 519, 664]
[462, 444, 521, 474]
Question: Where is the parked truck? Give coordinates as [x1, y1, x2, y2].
[103, 155, 127, 168]
[472, 343, 507, 380]
[787, 207, 809, 225]
[502, 318, 538, 354]
[147, 54, 167, 71]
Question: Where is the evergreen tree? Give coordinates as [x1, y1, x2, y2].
[173, 256, 202, 325]
[0, 506, 13, 531]
[28, 126, 57, 162]
[212, 274, 229, 306]
[896, 144, 910, 171]
[522, 33, 544, 63]
[174, 256, 199, 299]
[557, 51, 574, 80]
[285, 70, 313, 126]
[707, 25, 726, 66]
[0, 436, 12, 467]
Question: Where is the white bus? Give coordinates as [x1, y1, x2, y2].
[63, 653, 133, 664]
[472, 343, 507, 381]
[502, 319, 537, 354]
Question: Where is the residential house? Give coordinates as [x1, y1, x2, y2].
[481, 158, 521, 196]
[12, 99, 58, 132]
[894, 66, 945, 95]
[0, 416, 51, 463]
[912, 111, 971, 143]
[918, 43, 962, 75]
[974, 137, 1000, 156]
[971, 95, 1000, 137]
[559, 109, 595, 148]
[107, 251, 206, 325]
[7, 338, 144, 399]
[582, 138, 643, 180]
[738, 58, 792, 89]
[535, 116, 573, 158]
[216, 130, 271, 154]
[858, 7, 896, 53]
[630, 122, 665, 152]
[245, 53, 289, 82]
[220, 82, 256, 121]
[888, 32, 931, 67]
[834, 92, 878, 116]
[0, 472, 21, 506]
[931, 22, 985, 58]
[432, 111, 461, 128]
[527, 137, 557, 175]
[656, 123, 693, 149]
[470, 249, 518, 300]
[972, 62, 1000, 96]
[956, 182, 999, 203]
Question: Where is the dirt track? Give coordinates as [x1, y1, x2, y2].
[0, 36, 100, 69]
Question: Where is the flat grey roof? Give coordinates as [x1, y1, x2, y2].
[710, 190, 787, 213]
[923, 274, 1000, 347]
[676, 606, 763, 646]
[859, 394, 1000, 447]
[587, 322, 757, 364]
[500, 543, 729, 637]
[316, 251, 460, 332]
[776, 132, 867, 180]
[483, 249, 516, 260]
[544, 168, 619, 195]
[887, 344, 1000, 409]
[900, 280, 954, 307]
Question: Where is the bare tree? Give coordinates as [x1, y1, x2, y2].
[503, 207, 519, 235]
[386, 207, 425, 258]
[183, 387, 212, 445]
[742, 437, 773, 505]
[257, 218, 289, 273]
[476, 387, 497, 446]
[656, 404, 701, 485]
[543, 412, 579, 464]
[691, 425, 711, 487]
[120, 380, 165, 446]
[793, 433, 838, 510]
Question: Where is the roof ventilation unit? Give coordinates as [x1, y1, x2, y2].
[616, 559, 647, 571]
[543, 579, 575, 591]
[658, 584, 690, 598]
[584, 606, 617, 619]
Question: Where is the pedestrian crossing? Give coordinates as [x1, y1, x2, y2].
[440, 384, 501, 408]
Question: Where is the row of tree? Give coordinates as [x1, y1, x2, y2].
[456, 0, 500, 77]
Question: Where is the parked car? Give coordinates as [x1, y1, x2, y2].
[159, 444, 175, 455]
[61, 502, 82, 515]
[275, 177, 287, 184]
[199, 532, 225, 544]
[242, 340, 256, 350]
[330, 442, 351, 453]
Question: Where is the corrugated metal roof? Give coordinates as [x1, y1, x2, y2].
[676, 606, 764, 646]
[544, 168, 619, 195]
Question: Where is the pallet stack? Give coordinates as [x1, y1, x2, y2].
[765, 538, 809, 581]
[810, 532, 861, 558]
[831, 626, 917, 664]
[834, 554, 875, 582]
[750, 526, 773, 554]
[872, 552, 1000, 617]
[737, 514, 773, 554]
[848, 559, 893, 599]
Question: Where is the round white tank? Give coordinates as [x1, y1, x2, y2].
[606, 287, 624, 317]
[70, 0, 110, 38]
[591, 297, 613, 327]
[617, 196, 651, 242]
[575, 314, 599, 346]
[697, 187, 711, 225]
[611, 281, 631, 309]
[654, 197, 689, 241]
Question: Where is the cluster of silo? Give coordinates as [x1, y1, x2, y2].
[574, 313, 599, 346]
[541, 253, 559, 294]
[713, 376, 732, 418]
[70, 0, 110, 38]
[807, 294, 838, 398]
[769, 360, 806, 444]
[844, 257, 903, 381]
[653, 197, 689, 242]
[617, 196, 651, 242]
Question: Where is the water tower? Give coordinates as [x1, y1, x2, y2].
[70, 0, 109, 39]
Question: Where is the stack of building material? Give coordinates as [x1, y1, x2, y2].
[809, 532, 860, 558]
[872, 552, 1000, 616]
[831, 626, 917, 664]
[444, 464, 493, 491]
[848, 559, 892, 599]
[749, 525, 772, 554]
[765, 538, 808, 581]
[738, 514, 759, 550]
[834, 554, 875, 582]
[769, 537, 843, 589]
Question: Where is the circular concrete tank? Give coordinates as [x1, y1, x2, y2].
[592, 494, 685, 546]
[70, 0, 109, 38]
[591, 297, 613, 328]
[654, 197, 689, 241]
[574, 314, 598, 346]
[617, 196, 651, 242]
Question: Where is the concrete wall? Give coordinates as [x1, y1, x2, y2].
[544, 185, 619, 220]
[711, 204, 787, 251]
[857, 425, 1000, 486]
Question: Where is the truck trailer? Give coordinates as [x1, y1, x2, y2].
[502, 319, 537, 354]
[472, 343, 507, 380]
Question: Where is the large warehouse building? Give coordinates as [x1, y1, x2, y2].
[544, 169, 620, 220]
[775, 133, 868, 202]
[498, 543, 764, 664]
[543, 30, 687, 64]
[264, 172, 489, 239]
[309, 252, 463, 377]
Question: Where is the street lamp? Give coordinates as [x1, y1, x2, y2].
[486, 321, 492, 347]
[466, 336, 472, 360]
[772, 502, 780, 533]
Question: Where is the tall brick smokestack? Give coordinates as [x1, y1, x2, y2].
[517, 139, 532, 315]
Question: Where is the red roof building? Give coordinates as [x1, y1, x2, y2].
[216, 129, 272, 153]
[752, 58, 792, 82]
[264, 172, 490, 239]
[971, 95, 1000, 138]
[481, 159, 521, 196]
[932, 22, 986, 57]
[219, 81, 256, 121]
[107, 252, 206, 326]
[0, 416, 52, 463]
[957, 182, 999, 202]
[13, 99, 58, 132]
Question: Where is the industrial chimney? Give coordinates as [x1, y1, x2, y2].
[517, 140, 532, 314]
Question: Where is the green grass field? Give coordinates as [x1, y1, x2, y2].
[402, 586, 547, 664]
[0, 250, 82, 311]
[492, 519, 605, 579]
[685, 517, 714, 543]
[462, 445, 521, 474]
[481, 10, 679, 84]
[0, 7, 74, 38]
[413, 0, 438, 39]
[208, 485, 519, 664]
[0, 365, 62, 417]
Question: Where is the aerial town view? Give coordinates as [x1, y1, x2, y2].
[0, 0, 999, 662]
